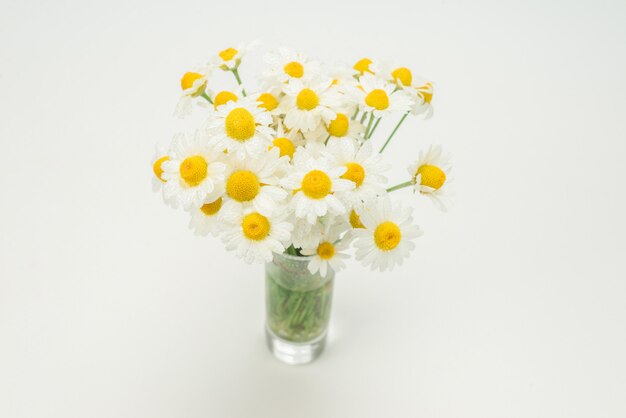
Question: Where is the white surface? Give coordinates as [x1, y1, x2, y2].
[1, 0, 625, 416]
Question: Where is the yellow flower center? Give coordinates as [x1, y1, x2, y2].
[153, 156, 169, 182]
[242, 213, 270, 241]
[327, 113, 349, 137]
[257, 93, 278, 111]
[180, 72, 204, 91]
[200, 197, 222, 216]
[391, 67, 413, 86]
[317, 241, 335, 260]
[272, 137, 295, 159]
[341, 162, 365, 187]
[284, 61, 304, 78]
[225, 108, 256, 141]
[296, 88, 319, 110]
[301, 170, 332, 199]
[419, 83, 433, 104]
[349, 210, 365, 229]
[219, 47, 238, 62]
[213, 91, 238, 109]
[353, 58, 373, 75]
[365, 89, 389, 110]
[226, 170, 260, 202]
[374, 221, 402, 251]
[417, 164, 446, 190]
[179, 155, 208, 187]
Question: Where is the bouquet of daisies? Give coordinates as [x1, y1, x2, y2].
[152, 42, 451, 276]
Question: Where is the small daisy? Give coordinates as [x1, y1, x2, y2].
[353, 197, 423, 272]
[353, 57, 376, 76]
[280, 79, 340, 133]
[327, 138, 388, 210]
[188, 196, 224, 236]
[408, 145, 451, 211]
[151, 143, 169, 192]
[410, 80, 434, 118]
[214, 41, 258, 70]
[301, 222, 351, 277]
[209, 87, 243, 110]
[303, 112, 364, 143]
[255, 88, 283, 115]
[221, 147, 289, 217]
[161, 131, 226, 209]
[204, 99, 275, 160]
[221, 207, 293, 264]
[262, 47, 321, 87]
[349, 73, 413, 118]
[281, 159, 354, 224]
[174, 65, 214, 118]
[269, 123, 305, 161]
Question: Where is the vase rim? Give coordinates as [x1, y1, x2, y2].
[273, 251, 314, 261]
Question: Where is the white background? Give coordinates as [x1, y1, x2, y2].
[1, 0, 625, 416]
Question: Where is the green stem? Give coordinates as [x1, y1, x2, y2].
[386, 181, 413, 193]
[379, 112, 409, 153]
[360, 111, 368, 124]
[364, 113, 375, 139]
[367, 117, 382, 139]
[231, 68, 247, 96]
[200, 92, 213, 104]
[351, 108, 359, 120]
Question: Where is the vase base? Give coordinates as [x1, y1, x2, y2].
[265, 326, 327, 365]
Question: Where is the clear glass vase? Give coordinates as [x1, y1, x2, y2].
[265, 252, 334, 365]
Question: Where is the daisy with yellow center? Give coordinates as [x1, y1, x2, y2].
[353, 197, 422, 271]
[407, 145, 451, 211]
[326, 138, 389, 210]
[161, 131, 226, 209]
[353, 58, 374, 76]
[410, 80, 434, 119]
[280, 160, 355, 224]
[280, 80, 340, 133]
[221, 147, 289, 217]
[174, 65, 214, 118]
[189, 196, 224, 236]
[212, 90, 239, 110]
[268, 123, 305, 161]
[205, 98, 275, 160]
[221, 207, 293, 263]
[151, 143, 170, 190]
[349, 74, 413, 118]
[301, 223, 351, 277]
[214, 41, 258, 70]
[262, 47, 321, 88]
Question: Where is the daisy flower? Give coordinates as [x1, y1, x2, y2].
[409, 80, 434, 118]
[214, 41, 259, 70]
[349, 73, 413, 118]
[255, 87, 283, 115]
[221, 147, 289, 217]
[151, 143, 169, 192]
[353, 57, 376, 76]
[204, 99, 275, 160]
[281, 159, 354, 224]
[269, 122, 305, 161]
[327, 138, 388, 210]
[161, 131, 226, 209]
[188, 196, 224, 236]
[221, 207, 293, 264]
[174, 65, 214, 118]
[301, 222, 351, 277]
[353, 197, 423, 271]
[280, 79, 340, 133]
[306, 111, 364, 142]
[209, 87, 244, 110]
[407, 145, 451, 211]
[262, 47, 321, 87]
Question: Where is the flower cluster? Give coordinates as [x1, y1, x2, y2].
[152, 42, 451, 274]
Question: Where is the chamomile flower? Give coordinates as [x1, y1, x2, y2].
[174, 65, 214, 118]
[255, 88, 283, 115]
[410, 80, 434, 118]
[188, 196, 224, 236]
[269, 123, 305, 161]
[353, 197, 422, 271]
[214, 41, 259, 70]
[281, 159, 354, 224]
[221, 147, 289, 216]
[205, 99, 275, 159]
[301, 223, 351, 277]
[161, 131, 226, 209]
[349, 73, 413, 118]
[408, 145, 451, 211]
[221, 207, 293, 264]
[304, 111, 364, 143]
[280, 79, 340, 133]
[327, 139, 388, 210]
[263, 47, 321, 87]
[353, 57, 376, 76]
[151, 143, 170, 193]
[209, 87, 243, 110]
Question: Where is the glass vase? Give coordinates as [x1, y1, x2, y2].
[265, 252, 334, 365]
